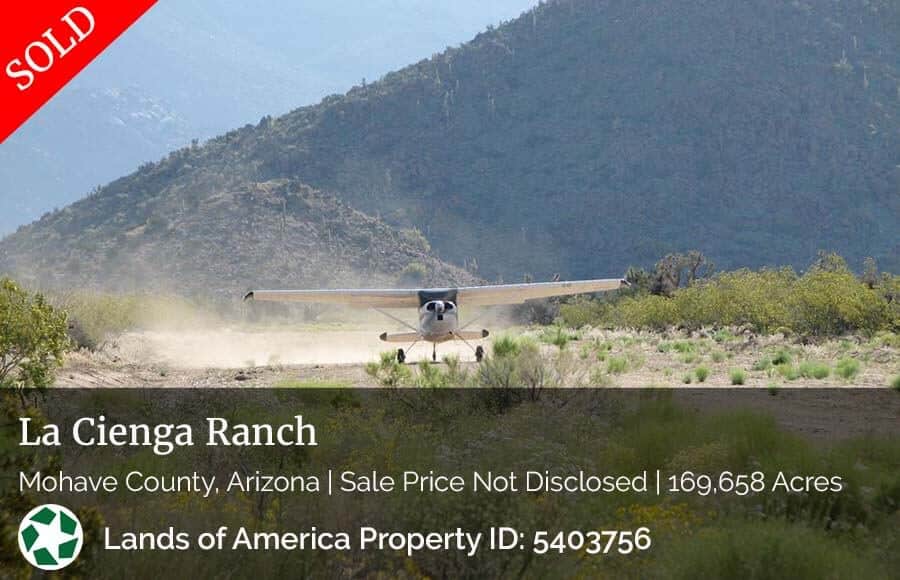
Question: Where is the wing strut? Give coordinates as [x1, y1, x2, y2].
[374, 308, 419, 332]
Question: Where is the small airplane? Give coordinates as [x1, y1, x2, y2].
[244, 278, 627, 363]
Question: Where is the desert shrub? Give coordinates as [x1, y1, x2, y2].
[477, 338, 553, 399]
[695, 366, 709, 382]
[559, 297, 608, 328]
[872, 331, 899, 348]
[441, 354, 468, 385]
[729, 368, 746, 385]
[753, 357, 772, 371]
[0, 278, 69, 388]
[682, 373, 692, 384]
[492, 335, 521, 358]
[415, 360, 448, 388]
[538, 325, 578, 349]
[672, 340, 695, 353]
[674, 268, 796, 332]
[798, 361, 830, 380]
[613, 295, 678, 330]
[365, 351, 412, 387]
[606, 356, 628, 374]
[584, 256, 895, 336]
[710, 350, 726, 363]
[787, 269, 890, 336]
[776, 364, 801, 381]
[713, 329, 736, 343]
[835, 357, 861, 381]
[771, 349, 792, 366]
[891, 375, 900, 390]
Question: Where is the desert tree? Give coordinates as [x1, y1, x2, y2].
[0, 278, 69, 390]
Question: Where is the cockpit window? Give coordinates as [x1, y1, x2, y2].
[426, 302, 436, 311]
[445, 303, 454, 310]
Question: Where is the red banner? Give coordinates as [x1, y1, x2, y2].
[1, 0, 157, 142]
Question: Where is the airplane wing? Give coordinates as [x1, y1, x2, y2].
[243, 289, 420, 308]
[244, 278, 626, 308]
[456, 278, 627, 306]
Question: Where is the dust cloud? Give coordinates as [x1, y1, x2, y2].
[112, 327, 488, 369]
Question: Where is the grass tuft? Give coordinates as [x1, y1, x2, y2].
[695, 366, 710, 383]
[606, 356, 628, 374]
[798, 361, 830, 380]
[835, 357, 860, 381]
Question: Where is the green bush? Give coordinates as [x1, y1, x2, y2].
[672, 341, 695, 353]
[578, 256, 896, 337]
[612, 295, 678, 330]
[682, 373, 692, 384]
[835, 357, 861, 381]
[771, 349, 793, 366]
[695, 366, 710, 383]
[776, 364, 801, 381]
[730, 368, 747, 385]
[753, 357, 772, 371]
[492, 335, 522, 358]
[415, 360, 448, 388]
[559, 297, 610, 328]
[798, 361, 830, 380]
[788, 269, 890, 336]
[606, 356, 628, 374]
[0, 278, 70, 388]
[365, 351, 412, 387]
[538, 325, 578, 349]
[477, 338, 552, 395]
[891, 375, 900, 390]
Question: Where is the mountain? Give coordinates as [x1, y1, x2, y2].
[0, 87, 192, 232]
[0, 178, 476, 299]
[2, 0, 898, 292]
[0, 0, 537, 235]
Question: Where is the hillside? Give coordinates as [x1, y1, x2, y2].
[2, 0, 898, 287]
[0, 178, 477, 299]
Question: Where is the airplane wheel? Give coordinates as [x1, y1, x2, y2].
[397, 348, 406, 364]
[475, 346, 484, 363]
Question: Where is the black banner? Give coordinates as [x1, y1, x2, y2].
[2, 388, 899, 578]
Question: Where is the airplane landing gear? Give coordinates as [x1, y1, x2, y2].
[432, 343, 437, 362]
[396, 348, 406, 364]
[475, 346, 485, 363]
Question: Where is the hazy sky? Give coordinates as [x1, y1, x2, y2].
[1, 1, 538, 233]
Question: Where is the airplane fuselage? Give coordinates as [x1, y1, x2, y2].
[419, 300, 459, 342]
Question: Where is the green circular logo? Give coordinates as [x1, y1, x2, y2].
[18, 504, 83, 571]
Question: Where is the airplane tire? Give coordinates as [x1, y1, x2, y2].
[397, 348, 406, 364]
[475, 346, 484, 363]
